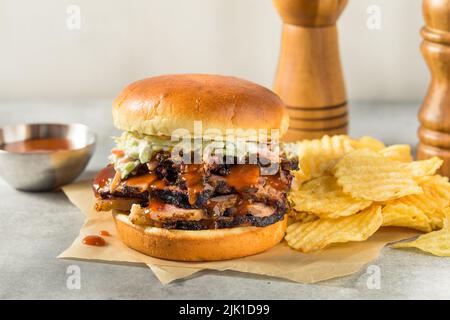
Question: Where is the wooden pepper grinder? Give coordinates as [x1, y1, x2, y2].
[273, 0, 349, 141]
[417, 0, 450, 176]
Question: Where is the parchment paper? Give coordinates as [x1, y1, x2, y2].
[59, 181, 418, 284]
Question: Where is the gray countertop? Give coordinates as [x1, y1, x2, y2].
[0, 100, 449, 300]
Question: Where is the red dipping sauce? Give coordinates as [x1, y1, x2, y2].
[1, 138, 73, 153]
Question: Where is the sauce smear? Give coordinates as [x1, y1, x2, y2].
[265, 174, 288, 191]
[180, 164, 205, 205]
[125, 173, 158, 190]
[99, 230, 111, 237]
[92, 165, 170, 195]
[92, 165, 116, 195]
[82, 235, 106, 246]
[236, 199, 252, 215]
[2, 138, 73, 153]
[149, 197, 166, 211]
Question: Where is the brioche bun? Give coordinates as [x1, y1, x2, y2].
[113, 212, 287, 261]
[112, 74, 289, 139]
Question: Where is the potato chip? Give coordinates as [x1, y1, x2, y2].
[285, 135, 388, 183]
[285, 205, 382, 252]
[287, 135, 355, 182]
[390, 175, 450, 229]
[353, 136, 386, 151]
[284, 135, 354, 159]
[289, 176, 372, 219]
[392, 211, 450, 256]
[290, 210, 319, 224]
[418, 175, 450, 199]
[391, 177, 449, 230]
[379, 144, 413, 162]
[402, 157, 443, 177]
[423, 176, 450, 228]
[392, 230, 450, 256]
[381, 203, 432, 232]
[335, 149, 423, 201]
[285, 135, 450, 256]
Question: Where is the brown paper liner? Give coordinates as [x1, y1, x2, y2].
[59, 180, 418, 284]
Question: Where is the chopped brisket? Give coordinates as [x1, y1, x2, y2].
[94, 150, 296, 230]
[158, 206, 285, 230]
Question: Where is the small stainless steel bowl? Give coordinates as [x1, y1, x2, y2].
[0, 123, 96, 191]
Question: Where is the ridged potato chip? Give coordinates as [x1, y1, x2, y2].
[382, 203, 432, 232]
[335, 149, 423, 201]
[290, 211, 319, 224]
[392, 211, 450, 256]
[285, 135, 448, 256]
[379, 144, 413, 162]
[402, 157, 443, 177]
[287, 135, 355, 182]
[417, 175, 450, 199]
[285, 205, 382, 252]
[392, 229, 450, 256]
[353, 136, 386, 151]
[423, 176, 450, 228]
[285, 135, 387, 183]
[289, 176, 372, 219]
[392, 176, 449, 230]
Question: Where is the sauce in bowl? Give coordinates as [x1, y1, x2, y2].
[1, 138, 73, 153]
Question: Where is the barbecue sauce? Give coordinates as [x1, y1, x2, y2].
[225, 164, 260, 191]
[236, 199, 252, 215]
[149, 197, 166, 211]
[180, 164, 205, 205]
[82, 235, 106, 246]
[99, 230, 111, 237]
[120, 172, 168, 190]
[93, 162, 281, 219]
[124, 173, 158, 190]
[265, 174, 288, 191]
[151, 179, 167, 189]
[93, 166, 168, 195]
[2, 138, 73, 153]
[92, 165, 116, 196]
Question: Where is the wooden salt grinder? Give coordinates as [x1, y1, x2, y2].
[273, 0, 349, 141]
[417, 0, 450, 176]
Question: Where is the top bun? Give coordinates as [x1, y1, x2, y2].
[112, 74, 289, 139]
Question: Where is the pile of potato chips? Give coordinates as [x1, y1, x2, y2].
[284, 135, 450, 256]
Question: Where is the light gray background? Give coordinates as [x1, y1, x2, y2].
[1, 0, 426, 102]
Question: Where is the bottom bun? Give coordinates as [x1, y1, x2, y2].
[113, 212, 287, 261]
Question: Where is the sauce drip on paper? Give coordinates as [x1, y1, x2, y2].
[82, 235, 106, 247]
[99, 230, 111, 237]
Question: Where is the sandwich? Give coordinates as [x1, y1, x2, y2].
[93, 74, 297, 261]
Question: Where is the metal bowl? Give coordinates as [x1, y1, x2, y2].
[0, 123, 96, 191]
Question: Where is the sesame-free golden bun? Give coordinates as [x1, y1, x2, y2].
[113, 212, 287, 261]
[112, 74, 289, 139]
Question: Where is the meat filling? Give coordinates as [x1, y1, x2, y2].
[93, 151, 296, 230]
